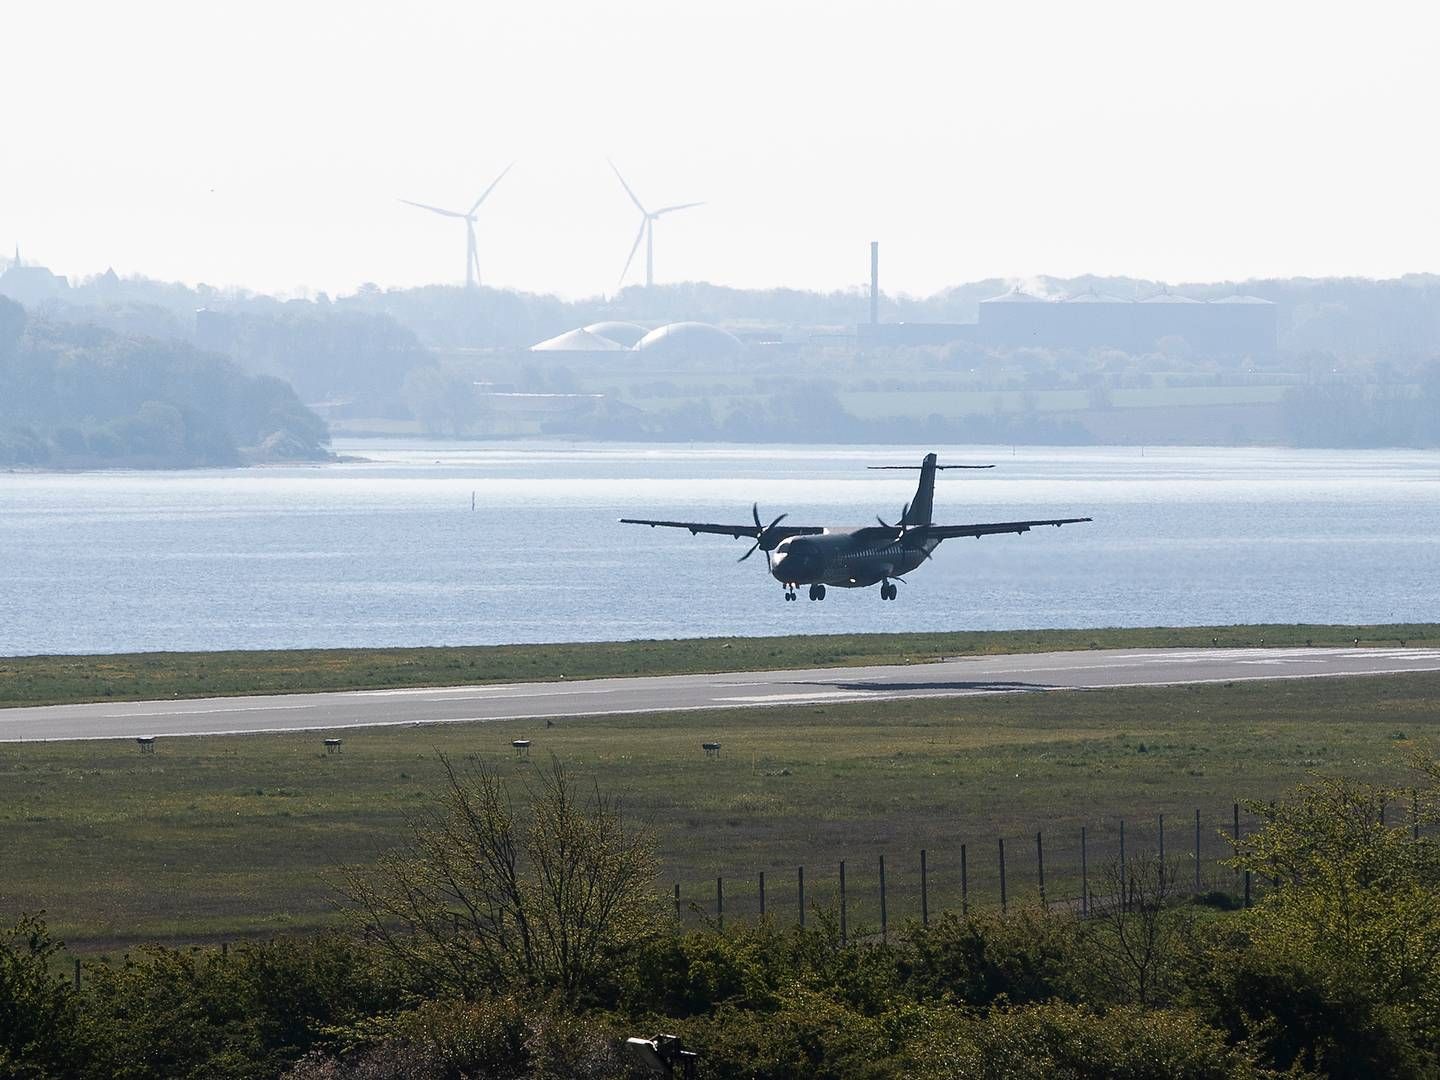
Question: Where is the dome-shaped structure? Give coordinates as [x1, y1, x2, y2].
[530, 327, 628, 353]
[582, 321, 647, 347]
[633, 321, 746, 362]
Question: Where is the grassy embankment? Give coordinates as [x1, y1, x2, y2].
[4, 623, 1439, 708]
[3, 666, 1438, 952]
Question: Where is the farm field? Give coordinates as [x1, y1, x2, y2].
[5, 623, 1437, 709]
[2, 668, 1436, 952]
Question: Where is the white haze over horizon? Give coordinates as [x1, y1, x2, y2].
[3, 0, 1438, 301]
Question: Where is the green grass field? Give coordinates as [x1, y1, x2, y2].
[4, 624, 1438, 708]
[3, 669, 1437, 952]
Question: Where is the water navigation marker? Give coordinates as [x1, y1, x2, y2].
[324, 738, 343, 755]
[702, 742, 722, 758]
[136, 737, 156, 754]
[512, 739, 532, 759]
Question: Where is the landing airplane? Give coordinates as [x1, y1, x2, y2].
[621, 452, 1091, 601]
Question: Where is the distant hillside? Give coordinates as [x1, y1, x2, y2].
[0, 297, 330, 468]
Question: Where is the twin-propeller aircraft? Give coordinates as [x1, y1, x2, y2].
[622, 452, 1091, 601]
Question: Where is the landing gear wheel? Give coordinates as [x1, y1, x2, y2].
[815, 584, 826, 601]
[881, 583, 896, 601]
[784, 589, 796, 601]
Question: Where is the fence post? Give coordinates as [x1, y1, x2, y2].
[998, 837, 1007, 914]
[1415, 790, 1421, 842]
[840, 860, 847, 945]
[798, 866, 805, 928]
[717, 876, 723, 930]
[879, 854, 888, 942]
[759, 871, 766, 918]
[674, 883, 681, 918]
[1081, 825, 1089, 917]
[920, 849, 929, 928]
[1244, 869, 1252, 908]
[1194, 808, 1202, 894]
[73, 957, 81, 991]
[221, 941, 228, 959]
[1158, 813, 1165, 866]
[1036, 831, 1046, 912]
[960, 843, 969, 916]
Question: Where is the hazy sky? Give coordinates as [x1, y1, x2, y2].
[4, 1, 1437, 298]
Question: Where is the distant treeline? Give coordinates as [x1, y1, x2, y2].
[22, 266, 1440, 358]
[0, 297, 329, 468]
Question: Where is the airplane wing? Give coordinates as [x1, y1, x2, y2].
[620, 518, 824, 541]
[920, 517, 1092, 540]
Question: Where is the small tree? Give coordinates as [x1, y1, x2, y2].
[339, 755, 662, 1002]
[1084, 853, 1190, 1006]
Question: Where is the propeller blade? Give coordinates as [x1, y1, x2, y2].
[653, 200, 705, 216]
[752, 503, 762, 530]
[766, 513, 787, 532]
[738, 541, 760, 562]
[618, 219, 646, 285]
[877, 516, 893, 529]
[608, 158, 647, 214]
[399, 199, 466, 219]
[469, 161, 515, 215]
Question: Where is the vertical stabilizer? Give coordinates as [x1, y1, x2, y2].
[904, 453, 938, 525]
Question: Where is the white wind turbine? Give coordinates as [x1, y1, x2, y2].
[400, 163, 514, 288]
[610, 159, 704, 289]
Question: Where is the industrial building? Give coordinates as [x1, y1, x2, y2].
[860, 286, 1277, 355]
[856, 242, 1278, 356]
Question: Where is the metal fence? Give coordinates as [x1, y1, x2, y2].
[670, 796, 1426, 940]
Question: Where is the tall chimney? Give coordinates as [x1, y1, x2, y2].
[869, 241, 879, 324]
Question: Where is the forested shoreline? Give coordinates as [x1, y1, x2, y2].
[0, 297, 330, 468]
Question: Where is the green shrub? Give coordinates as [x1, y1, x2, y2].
[282, 996, 635, 1079]
[915, 1001, 1263, 1080]
[894, 910, 1081, 1007]
[0, 913, 81, 1079]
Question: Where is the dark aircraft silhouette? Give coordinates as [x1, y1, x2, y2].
[621, 452, 1091, 601]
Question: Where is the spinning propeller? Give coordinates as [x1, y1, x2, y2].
[877, 502, 934, 561]
[738, 503, 789, 562]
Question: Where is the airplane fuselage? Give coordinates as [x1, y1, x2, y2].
[770, 527, 936, 588]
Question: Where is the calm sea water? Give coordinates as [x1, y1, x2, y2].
[2, 441, 1438, 656]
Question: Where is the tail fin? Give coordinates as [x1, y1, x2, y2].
[866, 454, 995, 525]
[904, 453, 938, 525]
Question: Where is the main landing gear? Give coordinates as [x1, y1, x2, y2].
[807, 584, 827, 601]
[879, 581, 897, 601]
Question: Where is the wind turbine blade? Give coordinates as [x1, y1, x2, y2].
[618, 219, 646, 285]
[399, 199, 466, 219]
[653, 201, 705, 215]
[607, 158, 648, 214]
[469, 161, 515, 215]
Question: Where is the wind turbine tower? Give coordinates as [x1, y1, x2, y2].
[609, 159, 703, 288]
[400, 163, 514, 288]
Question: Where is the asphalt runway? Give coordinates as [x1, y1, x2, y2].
[5, 646, 1440, 743]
